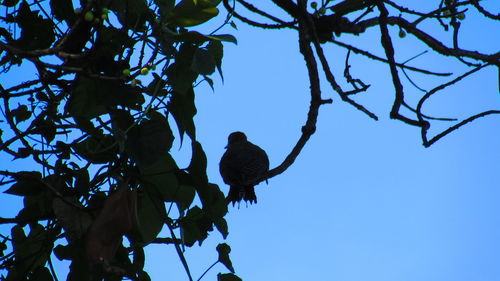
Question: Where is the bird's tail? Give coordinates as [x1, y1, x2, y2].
[228, 185, 257, 206]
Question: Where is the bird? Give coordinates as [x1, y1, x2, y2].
[219, 131, 270, 205]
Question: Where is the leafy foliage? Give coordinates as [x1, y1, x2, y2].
[0, 0, 239, 280]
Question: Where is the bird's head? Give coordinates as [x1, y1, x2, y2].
[226, 131, 247, 147]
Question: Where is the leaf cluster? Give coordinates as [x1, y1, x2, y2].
[0, 0, 240, 280]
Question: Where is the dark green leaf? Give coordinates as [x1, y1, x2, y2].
[32, 267, 53, 281]
[208, 40, 224, 79]
[206, 34, 237, 44]
[139, 152, 179, 202]
[73, 133, 118, 164]
[137, 190, 165, 244]
[50, 0, 75, 23]
[32, 117, 56, 143]
[167, 87, 197, 143]
[126, 111, 174, 168]
[17, 191, 53, 221]
[179, 206, 213, 246]
[166, 43, 198, 94]
[187, 142, 228, 219]
[217, 273, 242, 281]
[216, 243, 234, 273]
[192, 48, 215, 75]
[214, 217, 228, 239]
[11, 224, 51, 275]
[53, 244, 76, 261]
[169, 0, 219, 27]
[111, 0, 150, 31]
[52, 197, 92, 242]
[66, 76, 144, 119]
[14, 2, 55, 50]
[11, 104, 31, 124]
[4, 172, 44, 196]
[145, 75, 169, 97]
[14, 147, 31, 159]
[1, 0, 20, 7]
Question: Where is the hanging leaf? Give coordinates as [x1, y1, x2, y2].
[178, 206, 213, 246]
[216, 243, 234, 273]
[4, 172, 44, 196]
[137, 189, 165, 244]
[49, 0, 75, 23]
[14, 2, 55, 50]
[73, 133, 118, 164]
[167, 87, 197, 143]
[126, 111, 174, 168]
[191, 48, 216, 75]
[85, 183, 139, 264]
[168, 0, 219, 27]
[52, 197, 92, 242]
[11, 104, 31, 124]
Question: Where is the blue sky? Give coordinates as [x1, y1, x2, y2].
[150, 2, 500, 281]
[1, 1, 500, 281]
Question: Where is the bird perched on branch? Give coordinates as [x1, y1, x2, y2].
[219, 132, 270, 205]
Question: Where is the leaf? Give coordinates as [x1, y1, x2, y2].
[126, 111, 174, 168]
[217, 273, 242, 281]
[11, 224, 51, 276]
[14, 2, 55, 50]
[52, 197, 92, 242]
[145, 75, 169, 97]
[139, 152, 180, 202]
[191, 48, 216, 75]
[214, 217, 228, 239]
[206, 34, 237, 44]
[169, 0, 219, 27]
[66, 76, 144, 120]
[111, 0, 150, 31]
[166, 43, 198, 94]
[167, 87, 197, 143]
[4, 172, 44, 196]
[208, 40, 224, 79]
[179, 206, 213, 246]
[73, 133, 118, 164]
[188, 142, 227, 218]
[11, 104, 31, 124]
[31, 116, 57, 143]
[85, 184, 138, 264]
[216, 243, 234, 273]
[1, 0, 20, 7]
[53, 244, 76, 261]
[137, 189, 165, 244]
[17, 191, 52, 221]
[31, 267, 54, 281]
[50, 0, 75, 23]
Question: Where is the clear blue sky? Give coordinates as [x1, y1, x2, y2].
[1, 2, 499, 281]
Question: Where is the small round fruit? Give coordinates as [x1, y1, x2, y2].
[149, 64, 156, 70]
[122, 69, 131, 76]
[140, 67, 149, 75]
[398, 30, 406, 38]
[456, 13, 465, 20]
[310, 2, 318, 9]
[84, 11, 94, 22]
[101, 14, 108, 20]
[318, 7, 326, 15]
